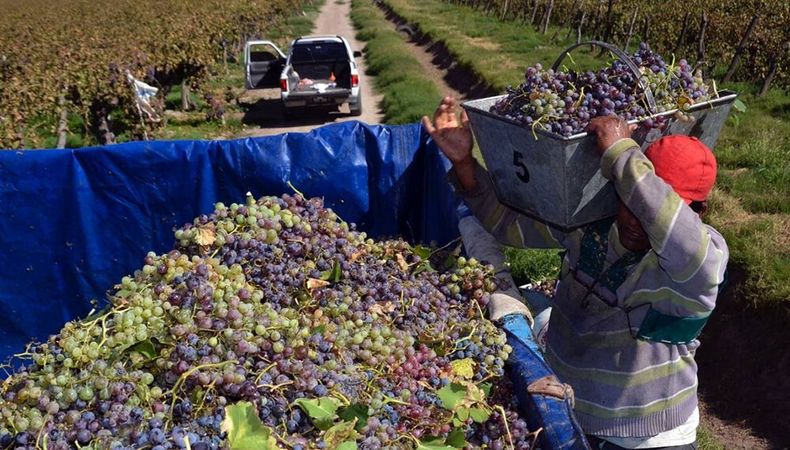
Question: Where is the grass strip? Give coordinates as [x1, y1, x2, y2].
[350, 0, 443, 124]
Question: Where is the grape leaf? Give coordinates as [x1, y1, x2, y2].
[456, 407, 470, 421]
[320, 261, 342, 283]
[437, 383, 467, 410]
[420, 436, 447, 446]
[221, 402, 276, 450]
[449, 358, 475, 380]
[413, 261, 436, 275]
[306, 278, 330, 291]
[194, 227, 216, 246]
[415, 440, 456, 450]
[125, 339, 157, 359]
[395, 252, 409, 271]
[294, 397, 340, 430]
[412, 245, 432, 259]
[323, 420, 359, 448]
[445, 428, 466, 448]
[469, 407, 490, 423]
[338, 404, 369, 431]
[336, 442, 357, 450]
[733, 98, 747, 113]
[480, 382, 492, 398]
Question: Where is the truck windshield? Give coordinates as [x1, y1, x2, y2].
[290, 42, 347, 63]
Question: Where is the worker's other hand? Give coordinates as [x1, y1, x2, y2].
[586, 116, 637, 155]
[422, 97, 474, 168]
[488, 292, 533, 323]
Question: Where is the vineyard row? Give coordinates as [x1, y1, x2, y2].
[0, 0, 304, 150]
[450, 0, 788, 93]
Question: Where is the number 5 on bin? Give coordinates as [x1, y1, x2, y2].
[513, 151, 529, 183]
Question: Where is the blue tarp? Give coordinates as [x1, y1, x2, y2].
[0, 121, 586, 449]
[0, 122, 459, 360]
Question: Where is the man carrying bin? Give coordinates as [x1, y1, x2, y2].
[423, 97, 728, 450]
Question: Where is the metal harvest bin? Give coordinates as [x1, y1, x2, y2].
[461, 41, 738, 230]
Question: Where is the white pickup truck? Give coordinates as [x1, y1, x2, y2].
[245, 36, 363, 117]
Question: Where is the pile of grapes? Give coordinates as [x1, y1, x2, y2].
[491, 43, 714, 136]
[0, 194, 536, 450]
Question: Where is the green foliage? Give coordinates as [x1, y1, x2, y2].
[441, 0, 789, 88]
[320, 261, 343, 282]
[0, 0, 306, 149]
[436, 382, 492, 428]
[504, 248, 562, 285]
[294, 397, 342, 430]
[707, 84, 790, 305]
[380, 0, 600, 92]
[221, 402, 277, 450]
[337, 404, 370, 431]
[0, 0, 326, 149]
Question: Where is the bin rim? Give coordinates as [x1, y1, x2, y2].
[461, 90, 738, 142]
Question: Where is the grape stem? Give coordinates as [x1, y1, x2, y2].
[496, 405, 515, 450]
[167, 360, 236, 427]
[193, 382, 216, 418]
[260, 380, 294, 391]
[332, 390, 351, 406]
[35, 415, 49, 449]
[528, 427, 544, 450]
[286, 181, 305, 199]
[254, 362, 277, 384]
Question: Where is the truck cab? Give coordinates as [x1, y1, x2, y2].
[244, 36, 363, 117]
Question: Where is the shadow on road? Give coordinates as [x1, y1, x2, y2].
[239, 97, 354, 129]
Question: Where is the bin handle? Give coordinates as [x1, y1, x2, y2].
[551, 40, 657, 114]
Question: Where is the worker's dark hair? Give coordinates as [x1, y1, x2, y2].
[689, 200, 706, 214]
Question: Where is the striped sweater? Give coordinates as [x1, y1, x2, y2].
[451, 138, 729, 437]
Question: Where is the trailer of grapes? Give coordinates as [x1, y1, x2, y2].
[0, 123, 587, 449]
[461, 41, 738, 230]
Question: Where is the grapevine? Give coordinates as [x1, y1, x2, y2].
[0, 0, 300, 149]
[448, 0, 788, 91]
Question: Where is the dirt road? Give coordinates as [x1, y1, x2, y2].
[237, 0, 383, 137]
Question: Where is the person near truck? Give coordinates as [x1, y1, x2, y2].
[422, 97, 729, 449]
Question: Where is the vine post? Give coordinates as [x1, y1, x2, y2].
[576, 10, 586, 45]
[541, 0, 554, 34]
[722, 14, 759, 82]
[622, 7, 638, 52]
[672, 12, 691, 56]
[696, 10, 708, 64]
[760, 41, 788, 96]
[56, 93, 69, 149]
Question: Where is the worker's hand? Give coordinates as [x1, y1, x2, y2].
[586, 116, 638, 155]
[422, 97, 474, 168]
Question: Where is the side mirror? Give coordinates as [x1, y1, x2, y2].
[353, 50, 362, 58]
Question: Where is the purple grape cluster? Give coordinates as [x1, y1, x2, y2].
[491, 43, 713, 136]
[0, 194, 537, 449]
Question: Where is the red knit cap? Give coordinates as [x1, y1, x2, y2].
[644, 135, 717, 204]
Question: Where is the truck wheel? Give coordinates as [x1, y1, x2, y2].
[350, 95, 363, 117]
